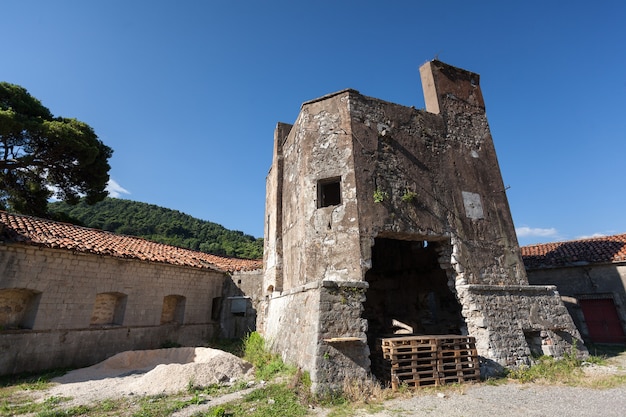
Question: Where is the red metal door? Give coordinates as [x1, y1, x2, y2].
[579, 298, 625, 344]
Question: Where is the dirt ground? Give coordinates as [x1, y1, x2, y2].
[29, 347, 626, 417]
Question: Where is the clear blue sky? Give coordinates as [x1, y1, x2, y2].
[3, 1, 625, 246]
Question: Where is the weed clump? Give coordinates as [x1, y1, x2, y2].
[243, 332, 290, 381]
[507, 350, 591, 385]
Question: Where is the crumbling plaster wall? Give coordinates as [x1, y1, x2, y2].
[262, 282, 321, 382]
[279, 92, 363, 289]
[262, 93, 370, 388]
[263, 122, 291, 293]
[261, 60, 586, 389]
[347, 78, 525, 287]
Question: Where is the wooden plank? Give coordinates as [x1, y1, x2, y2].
[323, 337, 366, 343]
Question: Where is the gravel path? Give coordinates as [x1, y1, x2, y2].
[353, 383, 626, 417]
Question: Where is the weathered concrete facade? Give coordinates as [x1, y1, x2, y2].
[261, 60, 585, 391]
[219, 269, 264, 339]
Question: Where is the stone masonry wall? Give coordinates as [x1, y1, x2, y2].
[315, 281, 369, 392]
[263, 280, 369, 392]
[457, 284, 586, 374]
[0, 243, 223, 375]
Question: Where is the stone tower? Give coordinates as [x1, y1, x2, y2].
[260, 60, 586, 392]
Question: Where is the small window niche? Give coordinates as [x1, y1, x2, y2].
[318, 177, 342, 208]
[160, 295, 186, 324]
[0, 288, 41, 330]
[90, 292, 127, 326]
[211, 297, 222, 321]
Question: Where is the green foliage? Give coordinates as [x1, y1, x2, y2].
[207, 406, 227, 416]
[243, 332, 290, 381]
[0, 82, 112, 216]
[48, 197, 263, 259]
[401, 190, 417, 203]
[373, 188, 388, 203]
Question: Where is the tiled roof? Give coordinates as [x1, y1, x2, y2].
[0, 211, 262, 273]
[521, 233, 626, 270]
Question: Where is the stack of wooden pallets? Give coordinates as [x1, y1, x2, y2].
[380, 335, 480, 389]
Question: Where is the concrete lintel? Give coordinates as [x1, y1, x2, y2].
[321, 280, 369, 289]
[458, 284, 558, 294]
[270, 281, 322, 299]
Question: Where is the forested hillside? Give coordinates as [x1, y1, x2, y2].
[48, 198, 263, 259]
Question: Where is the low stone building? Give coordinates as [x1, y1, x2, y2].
[260, 59, 586, 392]
[0, 211, 261, 376]
[522, 234, 626, 346]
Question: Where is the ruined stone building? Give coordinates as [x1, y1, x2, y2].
[522, 234, 626, 345]
[1, 60, 600, 387]
[260, 60, 586, 391]
[0, 211, 261, 375]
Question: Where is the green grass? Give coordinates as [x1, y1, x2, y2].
[200, 383, 308, 417]
[36, 405, 91, 416]
[0, 371, 72, 416]
[242, 332, 292, 381]
[0, 369, 67, 389]
[508, 354, 584, 383]
[507, 347, 626, 388]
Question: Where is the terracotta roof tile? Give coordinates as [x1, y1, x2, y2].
[521, 233, 626, 269]
[0, 211, 262, 273]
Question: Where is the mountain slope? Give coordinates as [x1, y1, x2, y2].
[48, 198, 263, 259]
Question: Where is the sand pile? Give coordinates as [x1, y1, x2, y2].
[46, 347, 253, 402]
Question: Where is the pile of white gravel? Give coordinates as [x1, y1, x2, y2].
[45, 347, 253, 403]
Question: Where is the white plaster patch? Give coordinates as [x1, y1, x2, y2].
[462, 191, 484, 220]
[377, 122, 391, 135]
[326, 267, 349, 281]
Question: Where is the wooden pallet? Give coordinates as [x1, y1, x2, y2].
[380, 335, 480, 389]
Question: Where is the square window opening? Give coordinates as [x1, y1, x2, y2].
[318, 178, 342, 208]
